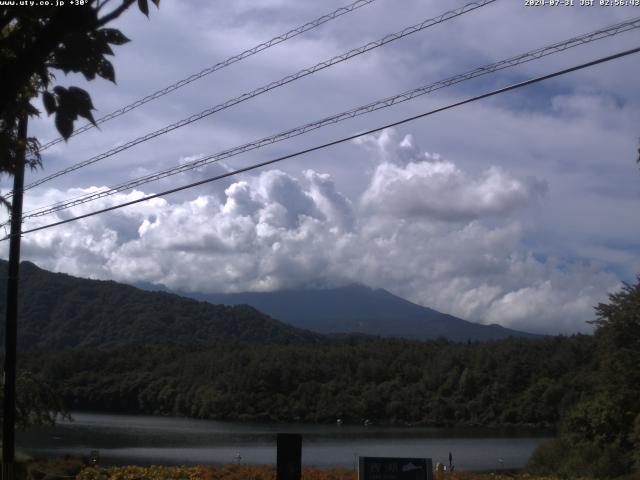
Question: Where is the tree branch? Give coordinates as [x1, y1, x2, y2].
[98, 0, 110, 12]
[97, 0, 136, 27]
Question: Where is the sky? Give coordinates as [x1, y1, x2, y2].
[2, 0, 640, 335]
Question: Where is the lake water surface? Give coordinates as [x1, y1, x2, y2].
[18, 412, 552, 470]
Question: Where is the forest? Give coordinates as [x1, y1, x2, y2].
[3, 269, 638, 477]
[22, 335, 595, 427]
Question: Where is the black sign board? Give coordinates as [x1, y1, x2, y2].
[358, 457, 433, 480]
[276, 433, 301, 480]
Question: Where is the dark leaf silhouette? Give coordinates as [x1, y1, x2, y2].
[42, 91, 56, 115]
[138, 0, 149, 16]
[97, 58, 116, 83]
[54, 111, 74, 140]
[100, 28, 130, 46]
[0, 1, 158, 175]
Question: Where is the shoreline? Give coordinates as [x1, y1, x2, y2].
[57, 409, 559, 432]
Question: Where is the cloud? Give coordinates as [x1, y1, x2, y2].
[5, 129, 622, 335]
[2, 1, 637, 336]
[359, 130, 547, 222]
[304, 169, 354, 232]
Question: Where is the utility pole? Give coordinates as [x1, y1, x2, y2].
[2, 115, 27, 480]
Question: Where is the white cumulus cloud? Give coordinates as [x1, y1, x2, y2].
[5, 129, 621, 335]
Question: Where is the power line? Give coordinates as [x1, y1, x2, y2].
[8, 45, 639, 240]
[18, 14, 640, 218]
[12, 0, 496, 198]
[37, 0, 380, 152]
[19, 16, 640, 221]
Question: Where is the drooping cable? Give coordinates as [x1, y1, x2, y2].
[19, 16, 640, 221]
[12, 0, 496, 198]
[8, 45, 639, 240]
[37, 0, 381, 152]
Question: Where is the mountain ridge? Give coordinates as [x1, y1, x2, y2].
[138, 281, 539, 341]
[0, 259, 538, 348]
[0, 260, 323, 350]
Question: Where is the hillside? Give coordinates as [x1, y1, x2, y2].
[151, 284, 538, 341]
[0, 261, 602, 431]
[0, 259, 536, 351]
[23, 335, 596, 426]
[0, 260, 322, 350]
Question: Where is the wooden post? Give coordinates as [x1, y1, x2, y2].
[2, 115, 27, 480]
[276, 433, 301, 480]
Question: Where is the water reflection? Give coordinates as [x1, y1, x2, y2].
[18, 412, 552, 470]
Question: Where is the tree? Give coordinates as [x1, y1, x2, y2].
[589, 278, 640, 473]
[0, 0, 159, 188]
[548, 279, 640, 477]
[0, 0, 160, 462]
[527, 279, 640, 478]
[0, 370, 67, 429]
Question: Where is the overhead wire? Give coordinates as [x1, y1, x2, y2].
[17, 15, 640, 221]
[7, 45, 639, 240]
[10, 0, 497, 198]
[37, 0, 381, 152]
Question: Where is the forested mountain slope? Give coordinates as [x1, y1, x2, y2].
[0, 260, 322, 350]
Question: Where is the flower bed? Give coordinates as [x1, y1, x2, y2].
[74, 464, 594, 480]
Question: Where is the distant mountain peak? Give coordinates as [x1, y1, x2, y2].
[3, 259, 538, 345]
[161, 283, 539, 341]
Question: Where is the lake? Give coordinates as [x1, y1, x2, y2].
[18, 412, 552, 470]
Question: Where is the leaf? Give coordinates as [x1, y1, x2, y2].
[67, 87, 96, 125]
[97, 40, 114, 57]
[96, 58, 115, 83]
[42, 91, 57, 115]
[137, 0, 149, 16]
[100, 28, 130, 46]
[67, 87, 94, 110]
[25, 103, 40, 117]
[87, 31, 115, 56]
[82, 69, 97, 81]
[25, 137, 42, 170]
[77, 108, 96, 126]
[36, 68, 51, 89]
[52, 86, 96, 135]
[51, 32, 109, 80]
[54, 112, 74, 140]
[150, 0, 160, 6]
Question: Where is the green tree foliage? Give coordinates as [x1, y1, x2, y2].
[0, 0, 159, 179]
[1, 1, 159, 435]
[0, 263, 602, 431]
[587, 278, 640, 474]
[529, 278, 640, 478]
[0, 261, 322, 349]
[21, 335, 597, 429]
[0, 369, 67, 429]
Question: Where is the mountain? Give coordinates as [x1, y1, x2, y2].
[0, 260, 322, 350]
[148, 284, 538, 341]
